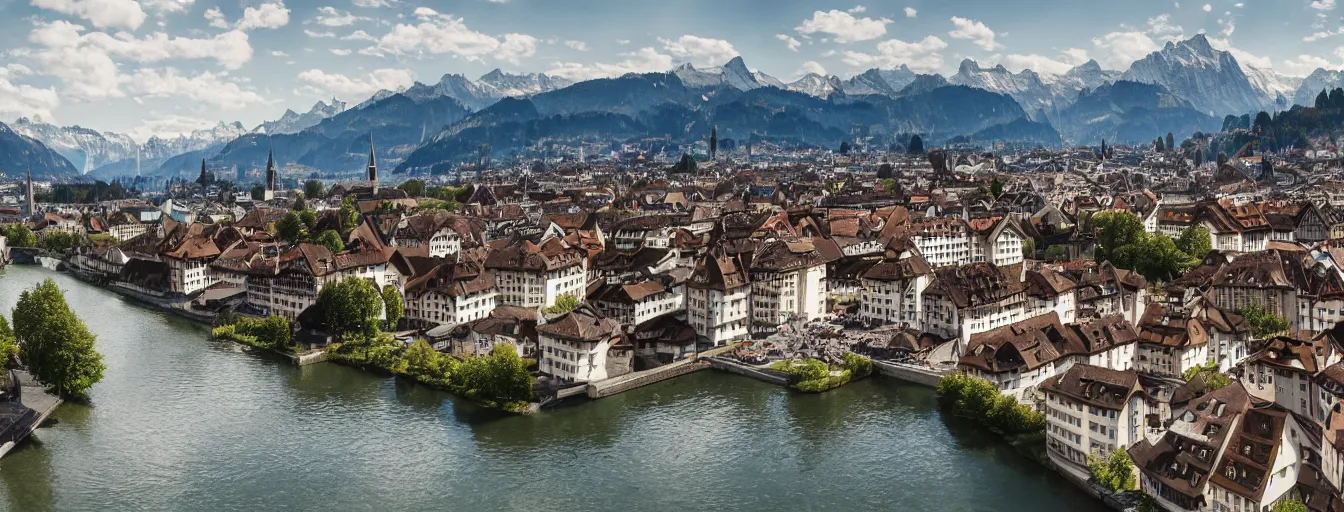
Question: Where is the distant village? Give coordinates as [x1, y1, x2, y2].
[3, 131, 1344, 512]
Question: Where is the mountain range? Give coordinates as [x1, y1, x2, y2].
[13, 34, 1344, 180]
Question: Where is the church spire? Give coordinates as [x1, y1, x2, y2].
[265, 149, 277, 192]
[367, 132, 379, 188]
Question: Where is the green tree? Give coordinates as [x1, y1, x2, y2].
[543, 293, 580, 315]
[1088, 448, 1137, 492]
[1254, 111, 1273, 134]
[907, 134, 925, 154]
[1022, 239, 1035, 259]
[12, 279, 105, 398]
[250, 184, 266, 201]
[879, 178, 898, 194]
[876, 163, 894, 179]
[314, 229, 345, 254]
[1176, 226, 1212, 260]
[1113, 233, 1194, 283]
[0, 314, 16, 363]
[399, 179, 425, 197]
[39, 231, 81, 252]
[1316, 89, 1331, 109]
[1271, 499, 1309, 512]
[317, 278, 383, 337]
[482, 344, 533, 403]
[298, 209, 318, 231]
[1236, 305, 1292, 339]
[1044, 245, 1070, 261]
[338, 198, 360, 235]
[275, 211, 305, 242]
[252, 316, 292, 351]
[5, 223, 37, 248]
[839, 141, 851, 154]
[1165, 132, 1175, 153]
[304, 180, 325, 199]
[382, 285, 404, 331]
[400, 339, 443, 378]
[1091, 210, 1146, 264]
[990, 176, 1004, 198]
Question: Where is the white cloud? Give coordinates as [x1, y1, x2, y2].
[1002, 53, 1078, 75]
[1206, 37, 1270, 68]
[341, 30, 374, 41]
[0, 66, 60, 121]
[25, 20, 255, 102]
[330, 48, 351, 56]
[304, 29, 335, 38]
[616, 39, 630, 45]
[1202, 3, 1212, 11]
[840, 35, 948, 73]
[797, 60, 827, 78]
[1282, 54, 1335, 76]
[204, 7, 229, 29]
[794, 9, 891, 43]
[546, 47, 673, 81]
[1146, 14, 1184, 41]
[1092, 30, 1160, 69]
[140, 0, 193, 14]
[776, 34, 802, 52]
[564, 40, 588, 52]
[948, 17, 1000, 51]
[367, 7, 537, 64]
[125, 114, 229, 142]
[1306, 29, 1344, 42]
[315, 6, 362, 27]
[1311, 0, 1336, 10]
[125, 67, 265, 110]
[270, 50, 288, 56]
[297, 67, 415, 98]
[904, 7, 917, 17]
[659, 35, 738, 67]
[352, 0, 391, 7]
[30, 0, 146, 30]
[1061, 48, 1091, 65]
[848, 5, 866, 13]
[237, 1, 290, 31]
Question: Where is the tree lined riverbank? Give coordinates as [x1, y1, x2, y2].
[0, 266, 1107, 511]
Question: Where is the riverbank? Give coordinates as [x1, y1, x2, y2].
[0, 371, 63, 459]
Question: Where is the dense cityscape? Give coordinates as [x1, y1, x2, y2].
[8, 0, 1344, 510]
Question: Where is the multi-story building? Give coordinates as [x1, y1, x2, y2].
[967, 216, 1026, 267]
[922, 262, 1027, 349]
[591, 278, 685, 331]
[537, 304, 631, 383]
[1040, 364, 1147, 481]
[403, 259, 498, 329]
[687, 249, 750, 346]
[908, 216, 972, 268]
[484, 236, 587, 309]
[1135, 298, 1250, 377]
[749, 239, 829, 331]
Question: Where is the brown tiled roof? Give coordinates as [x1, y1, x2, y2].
[1038, 364, 1143, 411]
[537, 304, 621, 342]
[925, 262, 1024, 309]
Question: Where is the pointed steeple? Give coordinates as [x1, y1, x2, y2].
[367, 132, 379, 188]
[265, 149, 277, 192]
[25, 166, 34, 217]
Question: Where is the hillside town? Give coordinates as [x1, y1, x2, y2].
[3, 131, 1344, 511]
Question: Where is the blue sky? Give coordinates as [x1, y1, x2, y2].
[0, 0, 1338, 140]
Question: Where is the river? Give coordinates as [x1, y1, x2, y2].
[0, 265, 1106, 511]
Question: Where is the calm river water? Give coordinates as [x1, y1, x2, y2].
[0, 265, 1105, 511]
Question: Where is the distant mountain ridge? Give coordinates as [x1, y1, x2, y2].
[0, 120, 81, 180]
[254, 99, 346, 136]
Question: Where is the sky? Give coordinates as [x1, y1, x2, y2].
[0, 0, 1340, 141]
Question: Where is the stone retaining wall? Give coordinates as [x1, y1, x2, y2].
[870, 359, 946, 388]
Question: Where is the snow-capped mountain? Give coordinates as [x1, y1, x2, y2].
[1242, 66, 1301, 111]
[1120, 34, 1270, 116]
[478, 69, 573, 98]
[840, 66, 917, 97]
[254, 99, 346, 135]
[10, 117, 138, 173]
[950, 59, 1057, 118]
[1050, 60, 1121, 95]
[402, 70, 573, 111]
[1292, 68, 1344, 108]
[786, 73, 843, 98]
[753, 71, 785, 89]
[672, 57, 771, 91]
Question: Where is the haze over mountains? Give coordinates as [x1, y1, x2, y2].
[7, 34, 1344, 180]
